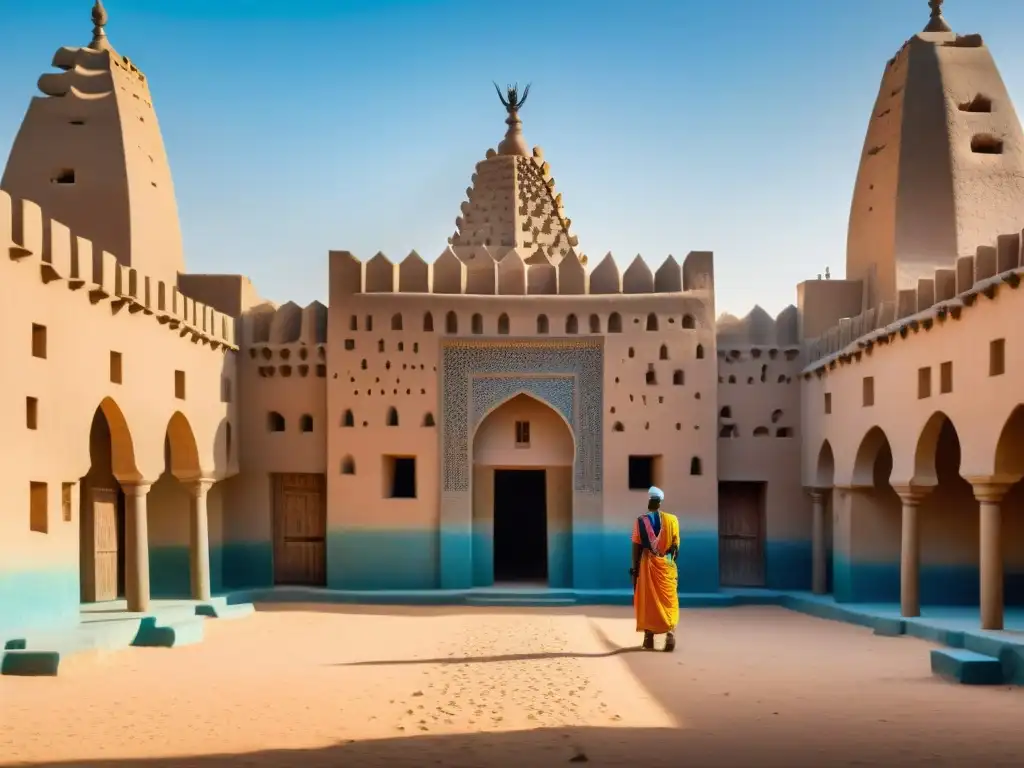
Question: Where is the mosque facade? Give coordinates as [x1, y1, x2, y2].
[2, 0, 1024, 650]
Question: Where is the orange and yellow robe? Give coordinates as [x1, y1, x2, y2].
[631, 510, 680, 634]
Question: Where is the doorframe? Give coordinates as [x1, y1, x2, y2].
[271, 472, 327, 587]
[491, 467, 550, 584]
[716, 480, 767, 588]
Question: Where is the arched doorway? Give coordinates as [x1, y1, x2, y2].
[913, 413, 977, 606]
[79, 399, 138, 604]
[994, 406, 1024, 607]
[471, 393, 575, 587]
[148, 412, 208, 599]
[838, 427, 900, 602]
[812, 440, 835, 594]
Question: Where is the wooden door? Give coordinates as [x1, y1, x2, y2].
[718, 482, 766, 587]
[88, 487, 119, 602]
[272, 473, 327, 586]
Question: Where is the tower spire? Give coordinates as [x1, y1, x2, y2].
[89, 0, 111, 50]
[923, 0, 952, 33]
[494, 82, 531, 156]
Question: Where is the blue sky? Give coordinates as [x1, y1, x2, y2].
[2, 1, 1024, 317]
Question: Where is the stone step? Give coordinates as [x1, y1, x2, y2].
[132, 615, 206, 648]
[930, 648, 1004, 685]
[465, 596, 577, 607]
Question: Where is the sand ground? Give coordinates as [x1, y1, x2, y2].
[0, 604, 1021, 767]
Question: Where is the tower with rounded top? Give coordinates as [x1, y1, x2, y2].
[846, 0, 1024, 307]
[1, 1, 185, 285]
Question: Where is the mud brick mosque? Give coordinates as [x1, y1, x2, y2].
[3, 0, 1024, 655]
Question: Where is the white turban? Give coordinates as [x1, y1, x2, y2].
[648, 486, 664, 502]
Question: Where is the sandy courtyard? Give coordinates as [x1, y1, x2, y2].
[0, 604, 1021, 767]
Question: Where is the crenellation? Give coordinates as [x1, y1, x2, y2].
[398, 251, 429, 293]
[622, 255, 655, 294]
[934, 267, 956, 301]
[527, 260, 557, 295]
[496, 249, 526, 295]
[916, 277, 935, 312]
[556, 249, 586, 295]
[975, 245, 997, 282]
[682, 250, 715, 292]
[589, 253, 621, 294]
[364, 252, 396, 293]
[996, 233, 1020, 273]
[897, 289, 917, 320]
[654, 255, 683, 293]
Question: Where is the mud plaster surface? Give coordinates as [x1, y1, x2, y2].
[1, 605, 1022, 767]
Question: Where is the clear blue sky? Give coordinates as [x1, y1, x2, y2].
[2, 1, 1024, 318]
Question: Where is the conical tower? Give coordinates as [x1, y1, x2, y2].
[449, 84, 581, 264]
[846, 0, 1024, 306]
[1, 1, 185, 284]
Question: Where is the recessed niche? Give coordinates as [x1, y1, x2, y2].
[959, 94, 992, 113]
[299, 414, 314, 432]
[52, 169, 76, 184]
[971, 134, 1004, 155]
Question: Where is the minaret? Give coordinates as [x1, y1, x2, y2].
[1, 1, 185, 284]
[846, 0, 1024, 307]
[449, 84, 581, 263]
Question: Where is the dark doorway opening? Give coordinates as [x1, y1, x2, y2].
[493, 469, 548, 583]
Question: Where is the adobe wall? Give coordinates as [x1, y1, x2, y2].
[0, 190, 237, 634]
[211, 301, 328, 589]
[801, 251, 1024, 605]
[715, 305, 808, 588]
[326, 247, 719, 591]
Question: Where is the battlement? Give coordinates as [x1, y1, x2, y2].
[329, 247, 714, 297]
[805, 230, 1024, 372]
[716, 305, 800, 347]
[241, 300, 328, 378]
[0, 189, 235, 349]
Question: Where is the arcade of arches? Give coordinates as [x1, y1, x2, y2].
[809, 408, 1024, 630]
[79, 398, 220, 612]
[471, 393, 575, 588]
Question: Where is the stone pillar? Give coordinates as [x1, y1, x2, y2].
[186, 478, 215, 602]
[972, 482, 1009, 631]
[809, 489, 829, 595]
[123, 482, 152, 613]
[893, 487, 931, 618]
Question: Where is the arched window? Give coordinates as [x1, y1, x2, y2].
[672, 370, 684, 385]
[267, 411, 285, 432]
[589, 314, 601, 333]
[696, 344, 705, 360]
[423, 312, 434, 332]
[498, 313, 510, 335]
[472, 313, 483, 334]
[565, 314, 578, 334]
[422, 412, 435, 427]
[342, 409, 354, 427]
[537, 314, 549, 334]
[386, 407, 399, 427]
[690, 457, 702, 476]
[646, 313, 659, 331]
[682, 314, 696, 329]
[612, 421, 624, 432]
[391, 313, 403, 331]
[341, 456, 356, 475]
[659, 344, 669, 360]
[445, 311, 458, 334]
[299, 414, 314, 432]
[608, 312, 622, 333]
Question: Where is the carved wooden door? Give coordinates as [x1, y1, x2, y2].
[91, 487, 119, 602]
[272, 473, 326, 586]
[718, 482, 766, 587]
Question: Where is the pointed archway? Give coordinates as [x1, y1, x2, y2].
[471, 393, 575, 587]
[79, 398, 139, 606]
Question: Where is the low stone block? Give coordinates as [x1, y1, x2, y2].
[132, 616, 205, 647]
[930, 648, 1003, 685]
[1, 649, 61, 676]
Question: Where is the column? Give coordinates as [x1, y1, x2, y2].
[123, 482, 152, 613]
[893, 488, 930, 618]
[972, 483, 1009, 631]
[810, 489, 828, 595]
[186, 478, 215, 602]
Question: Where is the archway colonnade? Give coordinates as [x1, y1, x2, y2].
[808, 406, 1024, 631]
[82, 397, 220, 613]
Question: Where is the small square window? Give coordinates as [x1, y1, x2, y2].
[628, 455, 661, 490]
[514, 420, 531, 447]
[862, 376, 875, 407]
[31, 324, 47, 359]
[824, 393, 832, 415]
[940, 361, 953, 394]
[384, 456, 417, 499]
[29, 481, 48, 533]
[174, 370, 186, 399]
[26, 397, 38, 430]
[990, 339, 1005, 377]
[110, 351, 123, 384]
[917, 367, 931, 399]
